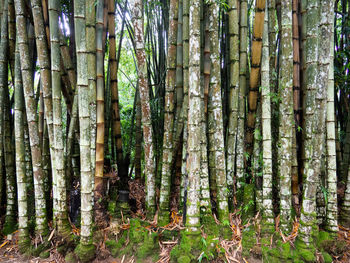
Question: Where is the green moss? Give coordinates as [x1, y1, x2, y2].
[294, 238, 308, 250]
[322, 252, 332, 263]
[136, 232, 158, 259]
[177, 255, 191, 263]
[39, 250, 50, 259]
[267, 247, 280, 258]
[120, 243, 133, 256]
[281, 242, 292, 259]
[18, 236, 31, 254]
[2, 217, 17, 235]
[32, 241, 50, 257]
[57, 244, 68, 254]
[106, 240, 119, 257]
[242, 226, 257, 257]
[65, 252, 78, 263]
[170, 232, 202, 262]
[74, 243, 96, 263]
[158, 211, 170, 227]
[242, 184, 255, 221]
[317, 231, 331, 248]
[201, 215, 219, 236]
[162, 229, 179, 241]
[299, 248, 316, 262]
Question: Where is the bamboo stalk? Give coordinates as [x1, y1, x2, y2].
[245, 0, 266, 160]
[14, 40, 30, 252]
[130, 0, 156, 216]
[159, 0, 179, 224]
[74, 0, 93, 247]
[14, 0, 48, 237]
[49, 0, 70, 236]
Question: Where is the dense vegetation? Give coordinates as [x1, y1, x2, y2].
[0, 0, 350, 262]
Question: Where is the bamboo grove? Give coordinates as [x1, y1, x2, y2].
[0, 0, 349, 262]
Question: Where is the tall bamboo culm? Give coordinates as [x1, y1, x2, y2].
[325, 0, 338, 232]
[246, 0, 266, 160]
[208, 1, 229, 221]
[14, 41, 30, 252]
[131, 0, 156, 216]
[278, 0, 293, 232]
[95, 0, 106, 222]
[300, 0, 319, 245]
[261, 3, 274, 232]
[14, 0, 48, 237]
[1, 0, 16, 234]
[180, 0, 190, 210]
[236, 0, 248, 193]
[226, 0, 239, 201]
[74, 1, 94, 256]
[49, 0, 70, 235]
[159, 0, 179, 224]
[186, 0, 201, 232]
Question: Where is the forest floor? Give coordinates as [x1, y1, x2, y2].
[1, 216, 350, 263]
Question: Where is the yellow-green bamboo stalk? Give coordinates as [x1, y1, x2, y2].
[94, 0, 105, 221]
[227, 0, 240, 193]
[246, 0, 266, 159]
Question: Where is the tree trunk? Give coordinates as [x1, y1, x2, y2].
[49, 0, 70, 236]
[15, 0, 48, 237]
[261, 6, 274, 232]
[246, 0, 266, 161]
[131, 0, 156, 216]
[95, 0, 106, 225]
[237, 0, 248, 193]
[3, 75, 17, 234]
[300, 0, 320, 245]
[87, 0, 97, 183]
[74, 0, 94, 255]
[180, 0, 189, 211]
[227, 0, 239, 203]
[108, 0, 123, 176]
[134, 88, 142, 180]
[278, 0, 293, 232]
[14, 42, 30, 252]
[208, 1, 229, 221]
[159, 0, 178, 224]
[186, 0, 201, 232]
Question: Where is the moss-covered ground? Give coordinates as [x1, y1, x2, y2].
[0, 214, 348, 262]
